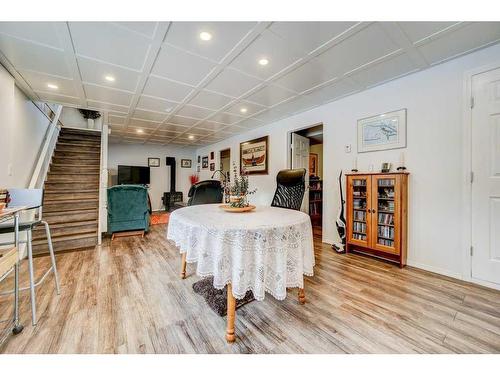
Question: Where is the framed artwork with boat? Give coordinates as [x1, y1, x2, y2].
[240, 136, 268, 175]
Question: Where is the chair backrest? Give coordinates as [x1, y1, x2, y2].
[8, 188, 44, 210]
[271, 168, 306, 211]
[107, 185, 149, 220]
[187, 180, 223, 206]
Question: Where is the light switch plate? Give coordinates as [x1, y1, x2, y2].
[344, 144, 351, 153]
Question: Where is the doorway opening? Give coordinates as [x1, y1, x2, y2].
[289, 124, 324, 233]
[219, 148, 231, 180]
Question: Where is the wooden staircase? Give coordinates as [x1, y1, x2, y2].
[33, 127, 101, 255]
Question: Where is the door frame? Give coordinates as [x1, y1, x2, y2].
[462, 61, 500, 290]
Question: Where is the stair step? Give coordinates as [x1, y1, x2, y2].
[49, 164, 100, 172]
[53, 150, 100, 158]
[51, 157, 100, 165]
[44, 191, 99, 201]
[56, 144, 101, 153]
[32, 233, 98, 255]
[57, 141, 100, 148]
[46, 174, 99, 183]
[44, 181, 99, 191]
[42, 209, 98, 224]
[33, 220, 98, 239]
[60, 128, 101, 137]
[43, 199, 99, 212]
[57, 137, 101, 145]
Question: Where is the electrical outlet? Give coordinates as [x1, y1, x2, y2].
[344, 144, 351, 153]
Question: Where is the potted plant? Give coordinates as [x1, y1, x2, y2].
[228, 163, 256, 208]
[78, 109, 101, 130]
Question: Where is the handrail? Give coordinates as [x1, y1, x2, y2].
[97, 123, 109, 245]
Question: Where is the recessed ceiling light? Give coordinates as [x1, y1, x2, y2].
[240, 107, 248, 114]
[136, 129, 144, 134]
[47, 83, 58, 89]
[199, 31, 212, 41]
[188, 135, 195, 140]
[104, 75, 115, 82]
[258, 58, 269, 66]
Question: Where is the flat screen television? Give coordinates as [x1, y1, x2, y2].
[117, 165, 150, 185]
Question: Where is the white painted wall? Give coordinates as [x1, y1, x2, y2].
[108, 144, 196, 211]
[0, 64, 51, 188]
[196, 43, 500, 280]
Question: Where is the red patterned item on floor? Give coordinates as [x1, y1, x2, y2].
[150, 212, 169, 225]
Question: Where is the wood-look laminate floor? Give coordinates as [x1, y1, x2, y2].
[1, 224, 500, 354]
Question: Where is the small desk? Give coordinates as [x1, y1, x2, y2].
[0, 206, 26, 344]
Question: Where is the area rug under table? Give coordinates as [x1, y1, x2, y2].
[151, 212, 169, 225]
[192, 277, 254, 316]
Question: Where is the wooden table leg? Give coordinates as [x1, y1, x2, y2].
[298, 287, 306, 305]
[180, 253, 187, 279]
[226, 283, 236, 343]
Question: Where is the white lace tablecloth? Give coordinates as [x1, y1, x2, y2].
[167, 204, 315, 301]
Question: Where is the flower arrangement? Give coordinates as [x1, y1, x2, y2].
[78, 109, 101, 120]
[228, 163, 256, 208]
[189, 174, 200, 185]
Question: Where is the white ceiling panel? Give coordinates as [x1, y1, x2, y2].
[175, 104, 214, 119]
[188, 90, 234, 110]
[77, 56, 140, 92]
[417, 22, 500, 65]
[187, 127, 213, 136]
[230, 30, 304, 80]
[168, 115, 199, 127]
[142, 76, 193, 102]
[151, 44, 217, 86]
[245, 84, 296, 107]
[84, 84, 133, 106]
[35, 91, 82, 106]
[196, 121, 227, 131]
[69, 22, 151, 70]
[314, 23, 401, 77]
[136, 95, 178, 113]
[165, 22, 256, 62]
[209, 112, 244, 125]
[205, 67, 263, 97]
[301, 79, 359, 105]
[128, 118, 160, 129]
[155, 129, 183, 138]
[398, 22, 459, 43]
[225, 100, 267, 117]
[0, 34, 71, 77]
[274, 59, 338, 93]
[87, 100, 129, 113]
[269, 22, 357, 55]
[0, 22, 64, 49]
[161, 123, 191, 133]
[235, 118, 266, 129]
[19, 70, 78, 97]
[109, 115, 126, 125]
[114, 22, 158, 39]
[132, 108, 168, 122]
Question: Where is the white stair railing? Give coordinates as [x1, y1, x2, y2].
[98, 123, 109, 245]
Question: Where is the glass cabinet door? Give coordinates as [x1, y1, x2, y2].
[348, 176, 371, 247]
[371, 175, 400, 254]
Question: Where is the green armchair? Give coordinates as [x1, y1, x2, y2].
[107, 185, 150, 235]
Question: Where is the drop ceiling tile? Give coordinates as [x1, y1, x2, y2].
[175, 105, 214, 119]
[161, 123, 191, 133]
[0, 34, 71, 77]
[126, 127, 154, 135]
[269, 22, 357, 54]
[0, 22, 64, 49]
[209, 112, 244, 125]
[196, 121, 227, 131]
[302, 79, 359, 105]
[230, 30, 304, 80]
[69, 22, 151, 70]
[168, 115, 199, 126]
[143, 76, 194, 102]
[151, 44, 217, 86]
[273, 59, 338, 93]
[225, 100, 267, 117]
[87, 100, 129, 113]
[350, 53, 418, 88]
[109, 115, 126, 125]
[129, 118, 160, 129]
[188, 90, 234, 110]
[155, 129, 183, 138]
[417, 22, 500, 65]
[35, 91, 82, 106]
[205, 67, 263, 97]
[137, 95, 178, 113]
[232, 118, 265, 129]
[187, 127, 213, 136]
[314, 23, 401, 78]
[132, 108, 168, 122]
[84, 84, 133, 106]
[218, 125, 247, 134]
[165, 22, 256, 62]
[114, 22, 158, 39]
[20, 70, 78, 97]
[245, 84, 296, 107]
[398, 22, 459, 43]
[77, 56, 140, 92]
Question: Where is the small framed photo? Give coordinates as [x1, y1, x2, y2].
[202, 156, 209, 169]
[197, 155, 201, 163]
[181, 159, 192, 168]
[357, 109, 407, 153]
[148, 157, 160, 167]
[210, 151, 215, 160]
[210, 162, 215, 171]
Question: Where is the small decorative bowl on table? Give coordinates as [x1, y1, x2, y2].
[219, 204, 256, 213]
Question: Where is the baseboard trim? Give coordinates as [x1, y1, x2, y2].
[406, 259, 463, 280]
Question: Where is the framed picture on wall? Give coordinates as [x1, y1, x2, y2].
[202, 156, 209, 169]
[210, 151, 215, 160]
[181, 159, 192, 168]
[309, 153, 318, 176]
[197, 155, 201, 163]
[240, 136, 268, 175]
[357, 109, 407, 153]
[148, 157, 160, 167]
[210, 163, 215, 171]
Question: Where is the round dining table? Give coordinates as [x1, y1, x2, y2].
[167, 203, 315, 343]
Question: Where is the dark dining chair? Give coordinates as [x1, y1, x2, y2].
[271, 168, 306, 211]
[187, 180, 224, 206]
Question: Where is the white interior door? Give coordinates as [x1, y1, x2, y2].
[291, 133, 310, 213]
[471, 67, 500, 285]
